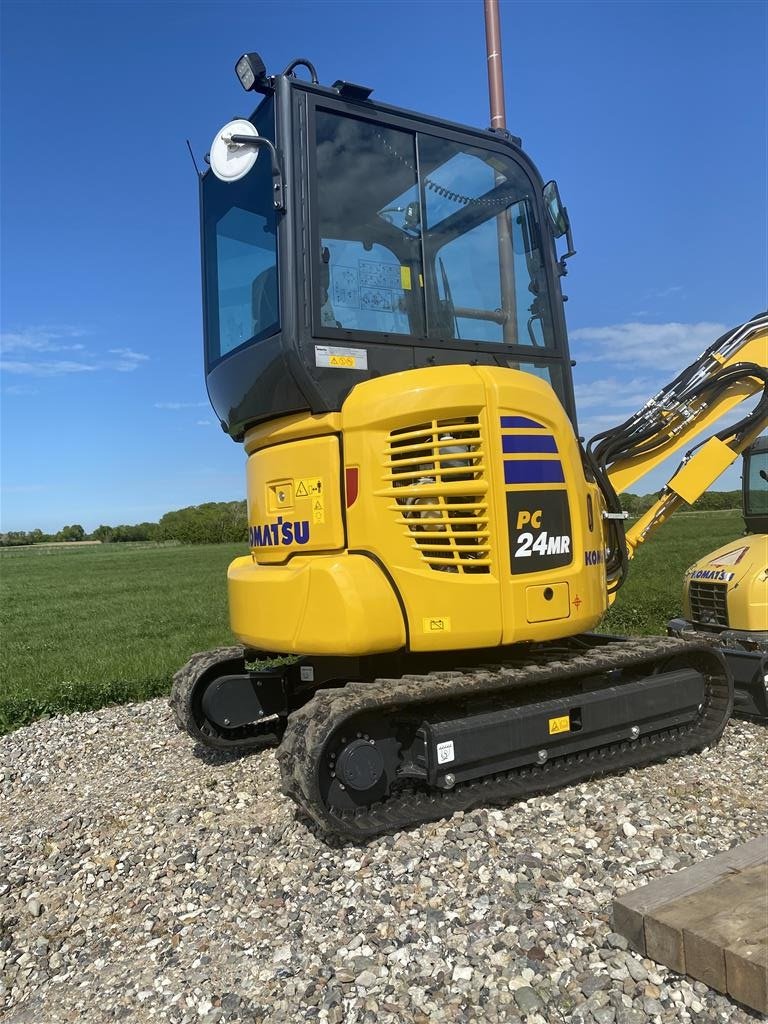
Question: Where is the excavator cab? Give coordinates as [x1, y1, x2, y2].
[201, 60, 576, 440]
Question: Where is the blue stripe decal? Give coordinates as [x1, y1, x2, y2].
[500, 415, 545, 429]
[502, 434, 558, 454]
[504, 460, 566, 485]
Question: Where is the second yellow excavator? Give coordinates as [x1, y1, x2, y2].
[669, 435, 768, 722]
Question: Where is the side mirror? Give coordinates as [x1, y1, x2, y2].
[543, 180, 569, 238]
[543, 180, 576, 274]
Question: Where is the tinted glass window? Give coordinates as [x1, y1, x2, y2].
[315, 112, 425, 337]
[202, 99, 278, 363]
[419, 135, 553, 347]
[746, 450, 768, 514]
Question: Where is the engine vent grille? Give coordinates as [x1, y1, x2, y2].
[689, 581, 729, 628]
[385, 417, 490, 574]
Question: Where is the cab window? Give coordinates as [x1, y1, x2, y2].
[746, 450, 768, 515]
[202, 98, 278, 364]
[313, 108, 554, 350]
[315, 112, 425, 337]
[418, 134, 553, 347]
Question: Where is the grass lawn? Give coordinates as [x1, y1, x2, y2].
[0, 510, 744, 733]
[0, 542, 243, 733]
[600, 509, 743, 635]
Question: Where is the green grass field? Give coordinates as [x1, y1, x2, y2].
[0, 510, 743, 733]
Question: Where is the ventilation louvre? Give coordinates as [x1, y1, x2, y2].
[689, 581, 729, 628]
[385, 417, 490, 574]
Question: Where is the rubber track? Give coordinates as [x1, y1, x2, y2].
[277, 637, 732, 841]
[169, 646, 282, 752]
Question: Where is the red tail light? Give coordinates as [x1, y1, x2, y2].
[345, 467, 359, 508]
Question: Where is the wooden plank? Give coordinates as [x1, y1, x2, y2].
[644, 862, 767, 973]
[681, 867, 768, 992]
[726, 934, 768, 1014]
[612, 836, 767, 955]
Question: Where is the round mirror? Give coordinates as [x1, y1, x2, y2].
[209, 119, 260, 182]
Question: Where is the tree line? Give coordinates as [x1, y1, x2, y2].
[0, 501, 248, 547]
[0, 491, 744, 548]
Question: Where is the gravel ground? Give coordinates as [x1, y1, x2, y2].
[1, 701, 765, 1024]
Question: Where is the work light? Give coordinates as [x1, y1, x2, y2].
[235, 52, 268, 92]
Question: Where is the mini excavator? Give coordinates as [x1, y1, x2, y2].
[669, 435, 768, 722]
[172, 6, 768, 838]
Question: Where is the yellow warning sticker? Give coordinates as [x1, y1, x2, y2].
[548, 714, 570, 735]
[312, 495, 325, 524]
[329, 354, 355, 368]
[400, 266, 412, 290]
[422, 616, 451, 633]
[295, 477, 323, 498]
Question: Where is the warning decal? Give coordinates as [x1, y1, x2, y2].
[315, 345, 369, 370]
[436, 740, 455, 765]
[312, 496, 325, 524]
[422, 616, 451, 633]
[548, 714, 570, 735]
[295, 477, 323, 498]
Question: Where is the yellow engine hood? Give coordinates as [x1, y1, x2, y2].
[684, 534, 768, 588]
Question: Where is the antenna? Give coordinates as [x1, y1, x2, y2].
[484, 0, 507, 129]
[483, 0, 517, 345]
[186, 139, 202, 177]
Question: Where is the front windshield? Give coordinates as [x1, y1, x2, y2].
[314, 109, 555, 348]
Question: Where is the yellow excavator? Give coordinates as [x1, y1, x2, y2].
[669, 435, 768, 722]
[172, 8, 768, 838]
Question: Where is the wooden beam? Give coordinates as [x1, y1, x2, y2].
[612, 835, 767, 955]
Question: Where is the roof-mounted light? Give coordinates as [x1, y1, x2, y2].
[235, 52, 270, 93]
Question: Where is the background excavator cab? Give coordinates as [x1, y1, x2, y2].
[743, 435, 768, 535]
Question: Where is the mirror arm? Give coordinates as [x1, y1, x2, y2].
[229, 135, 285, 211]
[557, 208, 576, 276]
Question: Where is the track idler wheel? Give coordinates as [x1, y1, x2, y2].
[170, 646, 285, 753]
[318, 717, 401, 814]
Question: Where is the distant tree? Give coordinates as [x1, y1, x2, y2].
[0, 531, 30, 546]
[109, 522, 159, 542]
[690, 490, 741, 511]
[91, 525, 115, 542]
[57, 524, 86, 542]
[158, 501, 247, 545]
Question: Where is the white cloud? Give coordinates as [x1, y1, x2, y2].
[4, 384, 40, 396]
[154, 401, 208, 410]
[196, 419, 212, 426]
[0, 329, 149, 376]
[0, 359, 97, 376]
[0, 326, 87, 354]
[570, 321, 727, 369]
[109, 348, 150, 372]
[573, 376, 655, 413]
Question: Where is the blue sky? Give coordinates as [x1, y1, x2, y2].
[1, 0, 766, 532]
